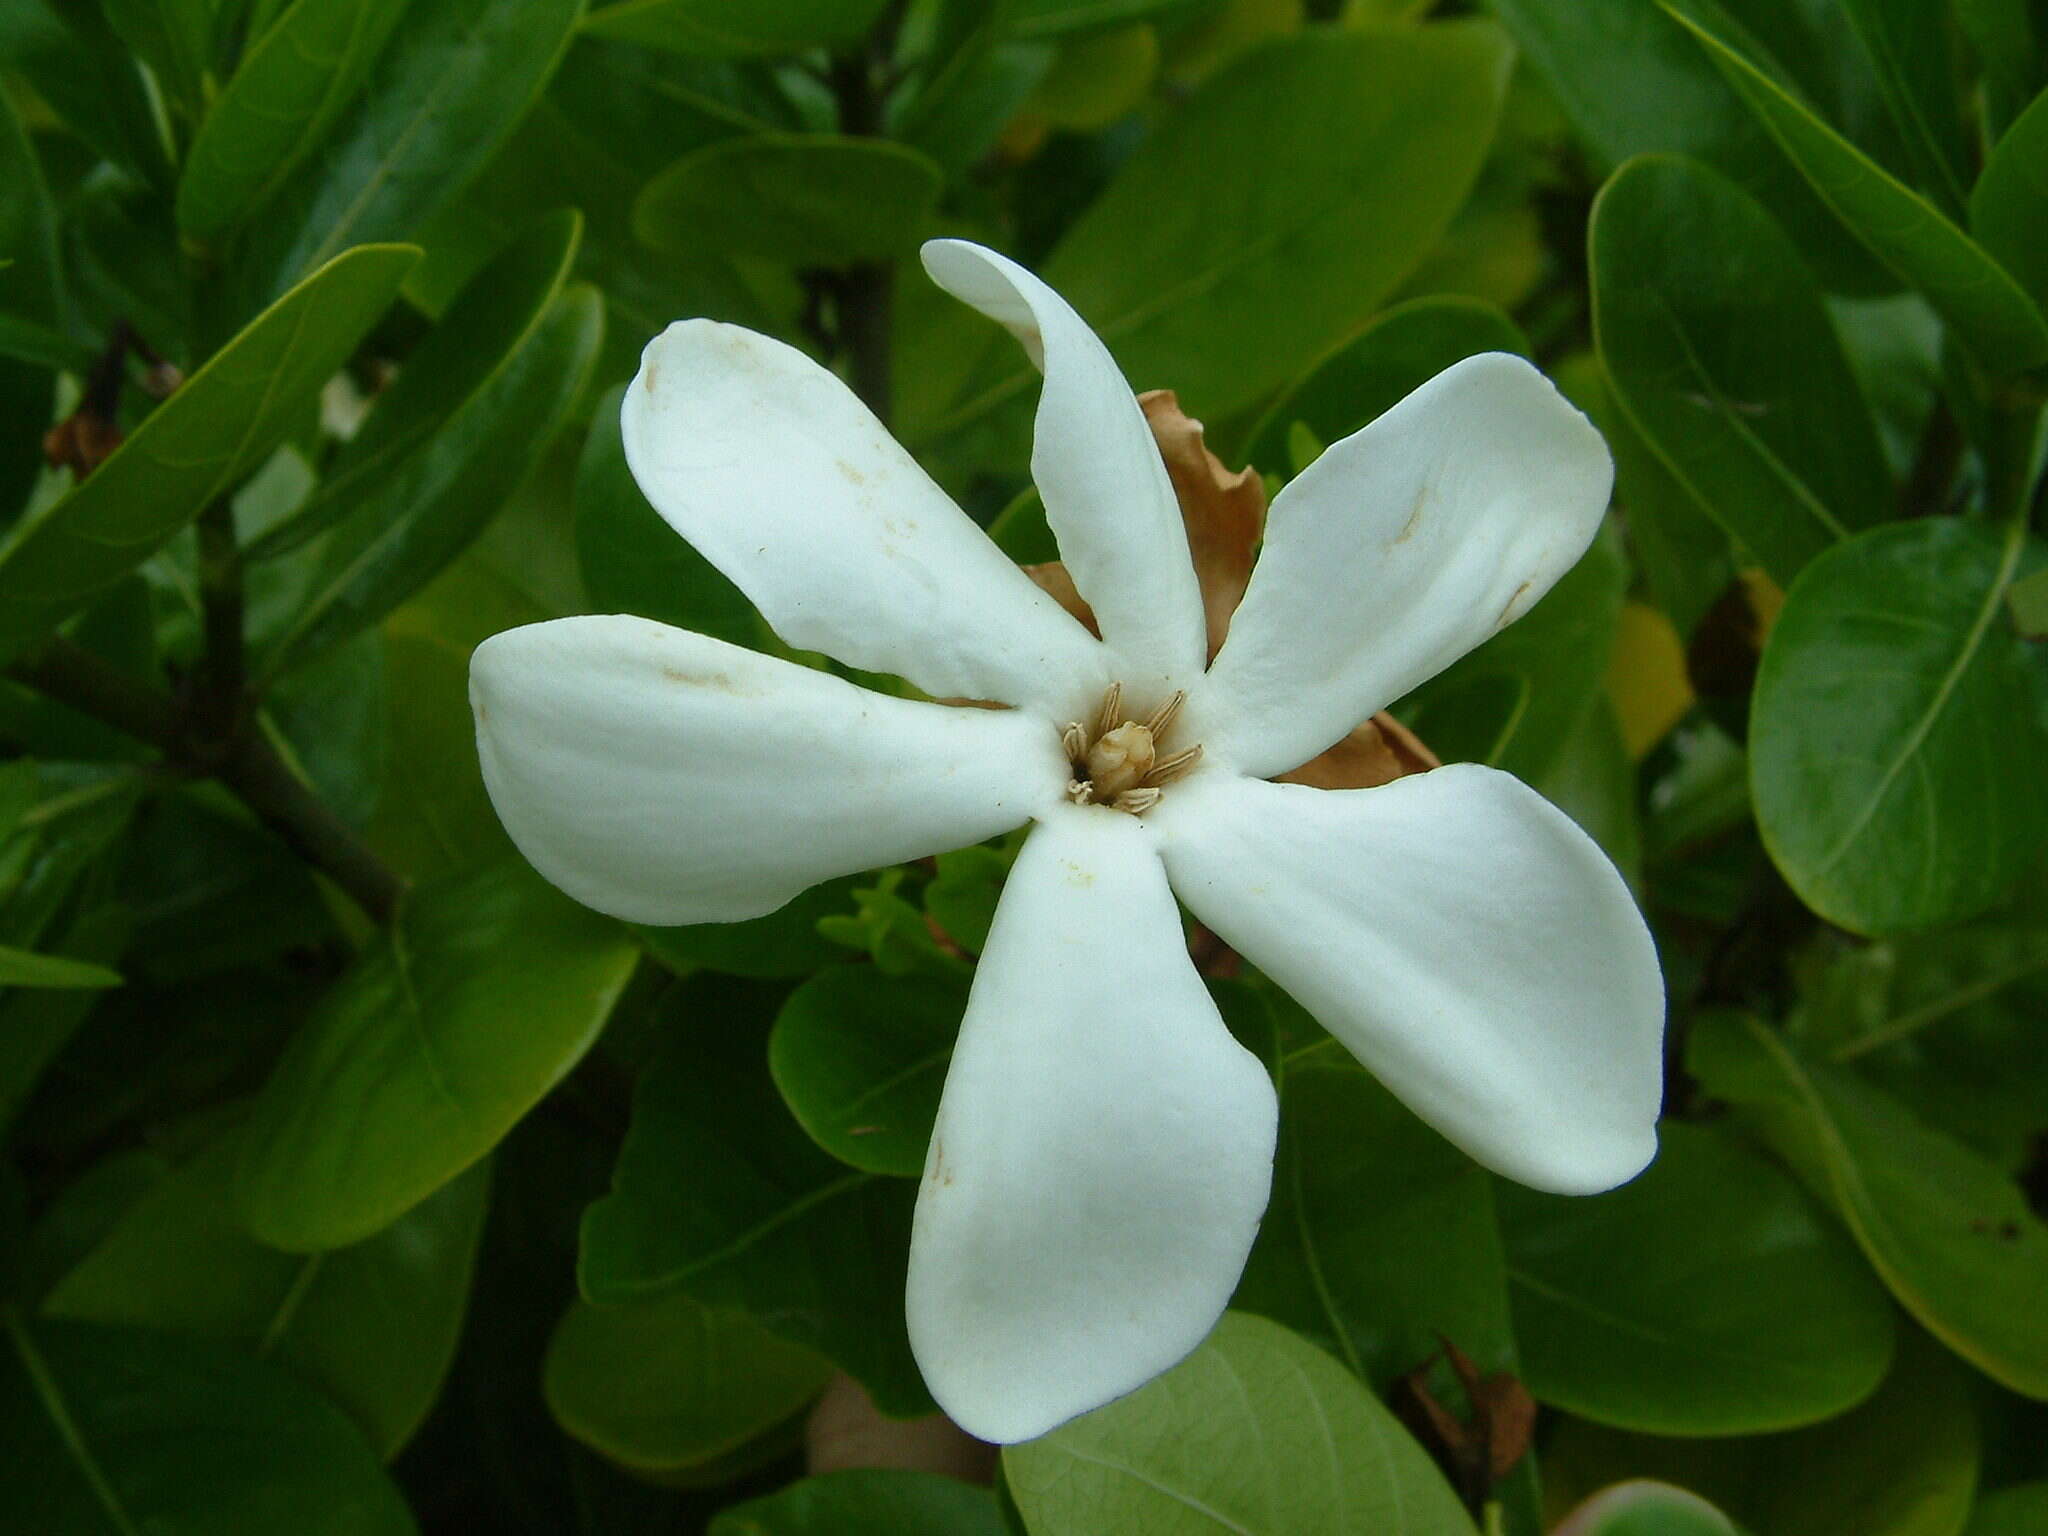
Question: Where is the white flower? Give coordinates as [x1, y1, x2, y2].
[470, 240, 1664, 1445]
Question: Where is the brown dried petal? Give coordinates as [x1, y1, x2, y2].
[1138, 388, 1265, 660]
[42, 410, 124, 479]
[805, 1371, 997, 1483]
[1022, 560, 1097, 634]
[1276, 712, 1441, 791]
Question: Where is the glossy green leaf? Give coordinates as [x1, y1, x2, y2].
[1670, 8, 2048, 378]
[711, 1470, 1008, 1535]
[1241, 295, 1527, 473]
[43, 1143, 487, 1458]
[1498, 1121, 1894, 1434]
[365, 552, 545, 882]
[0, 946, 120, 990]
[176, 0, 408, 240]
[1237, 1053, 1517, 1393]
[1834, 0, 1971, 212]
[261, 282, 605, 678]
[1751, 519, 2048, 934]
[1544, 1328, 1978, 1536]
[1553, 1483, 1739, 1536]
[1694, 1013, 2048, 1399]
[580, 981, 931, 1416]
[1953, 0, 2040, 136]
[1970, 86, 2048, 318]
[573, 382, 760, 650]
[1005, 1311, 1477, 1536]
[1536, 699, 1643, 880]
[235, 861, 637, 1251]
[636, 135, 942, 266]
[926, 25, 1510, 441]
[0, 244, 417, 661]
[254, 211, 582, 564]
[2010, 564, 2048, 638]
[768, 968, 964, 1178]
[0, 86, 64, 331]
[239, 0, 582, 302]
[99, 0, 217, 115]
[1, 1316, 416, 1534]
[0, 0, 171, 187]
[1591, 155, 1887, 586]
[1488, 0, 1888, 293]
[1012, 0, 1201, 37]
[582, 0, 890, 56]
[1967, 1485, 2048, 1536]
[544, 1291, 831, 1475]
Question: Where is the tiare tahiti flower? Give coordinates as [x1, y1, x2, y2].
[470, 240, 1665, 1444]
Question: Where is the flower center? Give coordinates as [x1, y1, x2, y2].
[1062, 683, 1202, 815]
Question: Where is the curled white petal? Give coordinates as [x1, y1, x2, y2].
[908, 805, 1277, 1443]
[471, 616, 1064, 926]
[1157, 765, 1663, 1194]
[1199, 353, 1614, 778]
[923, 240, 1207, 694]
[621, 319, 1110, 719]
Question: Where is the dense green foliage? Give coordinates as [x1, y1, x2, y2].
[2, 0, 2046, 1531]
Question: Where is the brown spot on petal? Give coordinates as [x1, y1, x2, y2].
[1139, 389, 1265, 660]
[1277, 712, 1440, 791]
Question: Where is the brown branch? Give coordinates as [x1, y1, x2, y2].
[8, 637, 407, 925]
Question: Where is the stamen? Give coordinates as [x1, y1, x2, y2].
[1061, 721, 1088, 763]
[1143, 690, 1186, 740]
[1115, 787, 1163, 815]
[1065, 779, 1092, 805]
[1145, 744, 1203, 786]
[1094, 681, 1123, 741]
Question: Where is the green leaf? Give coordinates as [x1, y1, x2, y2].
[1236, 1053, 1517, 1393]
[1005, 1311, 1477, 1536]
[0, 946, 120, 990]
[635, 882, 861, 982]
[1544, 1327, 1978, 1536]
[635, 135, 943, 266]
[235, 861, 637, 1251]
[924, 25, 1511, 443]
[43, 1143, 488, 1458]
[711, 1470, 1008, 1536]
[1669, 7, 2048, 378]
[573, 382, 761, 650]
[176, 0, 409, 240]
[1968, 1485, 2048, 1536]
[1552, 1483, 1740, 1536]
[0, 86, 65, 331]
[1241, 295, 1528, 473]
[1, 1315, 416, 1534]
[0, 244, 417, 661]
[253, 211, 581, 565]
[1750, 519, 2048, 934]
[1487, 0, 1889, 293]
[1953, 0, 2040, 137]
[544, 1291, 831, 1476]
[1498, 1121, 1894, 1434]
[0, 1, 171, 187]
[2009, 564, 2048, 639]
[238, 0, 582, 303]
[579, 980, 932, 1416]
[260, 279, 605, 678]
[1832, 0, 1971, 213]
[1693, 1014, 2048, 1400]
[769, 968, 964, 1178]
[1591, 155, 1888, 587]
[582, 0, 890, 56]
[1969, 86, 2048, 320]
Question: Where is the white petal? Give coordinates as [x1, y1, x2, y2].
[1156, 766, 1663, 1194]
[1199, 354, 1613, 778]
[471, 616, 1063, 926]
[922, 240, 1208, 692]
[621, 320, 1109, 719]
[907, 805, 1276, 1443]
